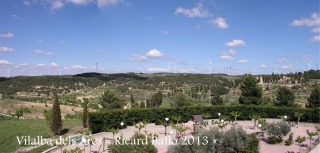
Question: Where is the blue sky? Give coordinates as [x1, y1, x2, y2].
[0, 0, 319, 76]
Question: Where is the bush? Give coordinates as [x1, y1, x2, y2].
[267, 136, 280, 144]
[285, 132, 294, 146]
[264, 122, 291, 142]
[167, 126, 258, 153]
[88, 105, 320, 134]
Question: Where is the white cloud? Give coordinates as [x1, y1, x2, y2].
[34, 50, 53, 56]
[309, 35, 320, 42]
[163, 30, 169, 35]
[11, 14, 22, 20]
[0, 60, 12, 65]
[51, 0, 64, 10]
[0, 46, 15, 52]
[228, 49, 237, 55]
[15, 63, 28, 68]
[220, 55, 234, 60]
[146, 49, 164, 58]
[18, 63, 28, 66]
[292, 13, 320, 27]
[68, 0, 93, 5]
[36, 64, 45, 67]
[129, 54, 147, 62]
[225, 40, 246, 47]
[278, 58, 288, 63]
[302, 55, 312, 62]
[175, 3, 210, 18]
[312, 27, 320, 33]
[282, 65, 293, 69]
[238, 59, 248, 63]
[261, 64, 269, 68]
[66, 65, 87, 70]
[24, 0, 31, 6]
[0, 33, 15, 38]
[50, 62, 59, 67]
[147, 67, 167, 72]
[210, 17, 228, 29]
[97, 0, 122, 8]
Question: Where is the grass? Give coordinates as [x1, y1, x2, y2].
[0, 119, 81, 153]
[24, 145, 52, 153]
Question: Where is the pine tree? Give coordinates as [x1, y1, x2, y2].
[275, 87, 295, 107]
[239, 75, 263, 105]
[83, 98, 88, 128]
[51, 93, 62, 135]
[306, 86, 320, 108]
[130, 94, 135, 104]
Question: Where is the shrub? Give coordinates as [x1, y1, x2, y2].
[88, 105, 320, 134]
[267, 136, 280, 144]
[285, 132, 294, 146]
[265, 122, 291, 142]
[167, 126, 258, 153]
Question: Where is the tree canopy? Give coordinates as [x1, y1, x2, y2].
[275, 87, 295, 107]
[306, 86, 320, 108]
[170, 92, 193, 107]
[99, 89, 125, 109]
[239, 75, 263, 105]
[51, 94, 62, 135]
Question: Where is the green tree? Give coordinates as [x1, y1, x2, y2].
[211, 95, 224, 105]
[99, 89, 125, 109]
[306, 129, 318, 150]
[294, 112, 304, 128]
[230, 111, 241, 124]
[51, 93, 63, 135]
[109, 128, 119, 140]
[275, 87, 295, 107]
[306, 86, 320, 108]
[130, 94, 135, 104]
[239, 75, 263, 105]
[151, 92, 163, 107]
[82, 98, 88, 128]
[265, 122, 291, 142]
[250, 114, 261, 129]
[295, 136, 306, 153]
[134, 122, 145, 133]
[14, 107, 31, 121]
[43, 109, 52, 128]
[170, 92, 193, 107]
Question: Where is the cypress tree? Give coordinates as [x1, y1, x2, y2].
[51, 93, 62, 135]
[83, 98, 88, 128]
[130, 95, 135, 104]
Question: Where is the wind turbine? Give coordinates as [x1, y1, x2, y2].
[272, 64, 278, 74]
[228, 65, 232, 76]
[96, 62, 98, 72]
[167, 63, 171, 73]
[170, 61, 177, 73]
[208, 58, 213, 74]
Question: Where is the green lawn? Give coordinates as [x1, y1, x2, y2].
[0, 119, 81, 153]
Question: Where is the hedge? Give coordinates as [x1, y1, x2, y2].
[88, 105, 320, 134]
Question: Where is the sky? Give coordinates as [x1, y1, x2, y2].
[0, 0, 319, 76]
